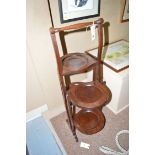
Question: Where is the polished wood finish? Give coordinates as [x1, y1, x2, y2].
[68, 81, 111, 109]
[50, 18, 104, 34]
[50, 18, 112, 142]
[61, 53, 98, 76]
[74, 108, 106, 135]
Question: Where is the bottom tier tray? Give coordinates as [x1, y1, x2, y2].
[74, 108, 106, 135]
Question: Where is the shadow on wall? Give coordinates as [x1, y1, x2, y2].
[102, 22, 110, 59]
[103, 21, 110, 46]
[56, 21, 110, 56]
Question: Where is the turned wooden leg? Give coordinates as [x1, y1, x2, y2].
[71, 124, 78, 142]
[72, 105, 78, 142]
[66, 101, 79, 142]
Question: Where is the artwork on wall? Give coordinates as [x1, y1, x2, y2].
[58, 0, 100, 23]
[120, 0, 129, 22]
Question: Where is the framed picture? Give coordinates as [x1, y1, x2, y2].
[86, 40, 129, 72]
[120, 0, 129, 22]
[58, 0, 100, 23]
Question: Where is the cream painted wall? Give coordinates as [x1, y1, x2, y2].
[26, 0, 64, 112]
[26, 45, 46, 111]
[102, 0, 129, 42]
[27, 0, 129, 112]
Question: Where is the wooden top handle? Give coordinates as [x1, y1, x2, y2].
[50, 18, 104, 34]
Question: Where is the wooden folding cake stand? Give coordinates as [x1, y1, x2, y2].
[50, 18, 112, 142]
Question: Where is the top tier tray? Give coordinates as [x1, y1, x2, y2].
[61, 53, 97, 76]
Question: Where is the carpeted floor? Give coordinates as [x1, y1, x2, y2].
[50, 107, 129, 155]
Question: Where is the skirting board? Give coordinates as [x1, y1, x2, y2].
[26, 104, 48, 122]
[106, 104, 129, 115]
[43, 105, 66, 119]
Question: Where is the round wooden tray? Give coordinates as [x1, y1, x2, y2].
[63, 53, 88, 69]
[68, 82, 111, 109]
[74, 108, 106, 135]
[61, 53, 97, 75]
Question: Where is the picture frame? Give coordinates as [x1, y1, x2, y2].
[120, 0, 129, 23]
[86, 40, 129, 73]
[58, 0, 100, 23]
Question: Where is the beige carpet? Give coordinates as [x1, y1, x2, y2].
[50, 107, 129, 155]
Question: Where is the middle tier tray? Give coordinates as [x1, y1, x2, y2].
[67, 82, 111, 109]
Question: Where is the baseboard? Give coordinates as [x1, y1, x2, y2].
[26, 104, 48, 122]
[107, 104, 129, 115]
[43, 105, 66, 119]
